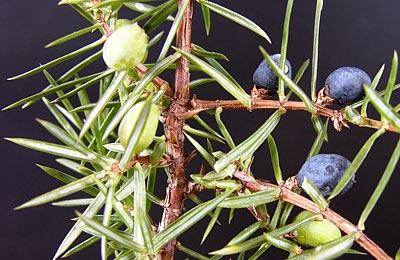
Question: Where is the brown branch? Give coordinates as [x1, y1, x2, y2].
[177, 97, 399, 133]
[158, 1, 193, 259]
[233, 172, 392, 260]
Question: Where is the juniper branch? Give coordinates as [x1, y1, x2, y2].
[158, 1, 194, 259]
[177, 97, 399, 133]
[233, 171, 392, 260]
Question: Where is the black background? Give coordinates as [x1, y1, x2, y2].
[1, 0, 400, 259]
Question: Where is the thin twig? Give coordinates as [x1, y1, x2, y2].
[135, 64, 174, 97]
[233, 171, 392, 260]
[176, 97, 399, 133]
[158, 1, 193, 259]
[92, 0, 112, 37]
[111, 155, 171, 174]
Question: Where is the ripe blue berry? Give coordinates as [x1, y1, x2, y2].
[324, 67, 371, 104]
[252, 54, 292, 94]
[296, 154, 354, 197]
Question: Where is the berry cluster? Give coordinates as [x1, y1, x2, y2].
[104, 26, 362, 249]
[102, 23, 160, 154]
[252, 53, 371, 105]
[290, 154, 354, 247]
[252, 55, 361, 197]
[252, 57, 365, 247]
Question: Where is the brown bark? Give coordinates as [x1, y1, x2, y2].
[158, 1, 193, 259]
[233, 172, 392, 260]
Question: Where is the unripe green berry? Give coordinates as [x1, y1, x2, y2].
[103, 23, 148, 71]
[118, 101, 160, 154]
[115, 19, 132, 29]
[292, 210, 341, 247]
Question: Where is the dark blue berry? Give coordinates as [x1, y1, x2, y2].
[325, 67, 371, 105]
[296, 154, 355, 197]
[253, 54, 292, 94]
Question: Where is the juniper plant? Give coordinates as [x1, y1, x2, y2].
[4, 0, 400, 259]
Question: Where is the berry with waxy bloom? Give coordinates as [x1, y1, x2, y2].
[118, 101, 160, 154]
[323, 67, 371, 105]
[296, 154, 355, 197]
[103, 23, 148, 71]
[293, 210, 341, 247]
[252, 54, 292, 95]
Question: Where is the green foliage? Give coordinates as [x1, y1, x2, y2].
[5, 0, 400, 259]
